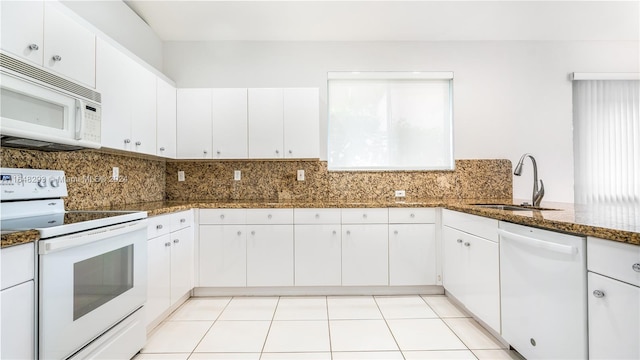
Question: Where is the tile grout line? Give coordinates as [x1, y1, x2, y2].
[186, 296, 234, 359]
[326, 296, 333, 360]
[372, 295, 406, 360]
[258, 296, 281, 358]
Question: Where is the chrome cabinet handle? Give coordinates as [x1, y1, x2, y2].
[410, 213, 415, 218]
[135, 141, 141, 146]
[593, 290, 605, 298]
[156, 224, 163, 230]
[173, 239, 180, 244]
[217, 150, 221, 155]
[29, 44, 39, 50]
[394, 230, 398, 235]
[159, 147, 165, 151]
[164, 242, 171, 247]
[275, 150, 280, 154]
[237, 231, 242, 236]
[251, 231, 255, 235]
[332, 230, 337, 235]
[288, 150, 292, 154]
[456, 239, 463, 244]
[633, 263, 640, 272]
[124, 139, 131, 144]
[180, 218, 186, 223]
[52, 55, 62, 61]
[203, 150, 208, 155]
[346, 230, 351, 235]
[220, 214, 225, 219]
[464, 242, 471, 247]
[268, 214, 272, 219]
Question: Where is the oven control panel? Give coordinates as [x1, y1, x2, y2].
[0, 168, 67, 201]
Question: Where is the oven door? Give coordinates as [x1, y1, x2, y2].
[38, 220, 147, 360]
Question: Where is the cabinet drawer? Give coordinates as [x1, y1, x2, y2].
[294, 208, 341, 224]
[588, 237, 640, 287]
[171, 210, 193, 231]
[442, 209, 498, 242]
[199, 209, 246, 224]
[147, 214, 171, 239]
[389, 208, 436, 224]
[246, 209, 293, 224]
[341, 208, 388, 224]
[1, 243, 34, 290]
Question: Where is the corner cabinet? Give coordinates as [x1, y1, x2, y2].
[442, 209, 500, 333]
[587, 237, 640, 360]
[1, 1, 96, 87]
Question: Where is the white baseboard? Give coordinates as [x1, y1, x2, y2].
[192, 285, 444, 297]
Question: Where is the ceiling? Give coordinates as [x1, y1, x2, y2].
[123, 1, 640, 42]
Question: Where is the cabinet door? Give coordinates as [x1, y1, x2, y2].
[466, 234, 500, 332]
[342, 224, 389, 286]
[199, 225, 247, 287]
[43, 2, 95, 87]
[170, 227, 194, 304]
[1, 281, 35, 360]
[294, 224, 341, 286]
[177, 89, 212, 159]
[588, 272, 640, 360]
[156, 78, 177, 158]
[130, 64, 157, 155]
[248, 88, 284, 158]
[146, 234, 171, 327]
[442, 226, 466, 299]
[283, 88, 319, 159]
[246, 225, 294, 286]
[212, 88, 248, 159]
[0, 0, 43, 65]
[96, 39, 132, 151]
[389, 224, 436, 286]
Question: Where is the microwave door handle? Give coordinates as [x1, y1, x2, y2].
[75, 99, 83, 139]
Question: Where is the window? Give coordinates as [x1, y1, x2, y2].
[572, 74, 640, 204]
[327, 72, 454, 171]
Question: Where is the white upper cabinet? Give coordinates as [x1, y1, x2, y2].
[96, 39, 157, 155]
[284, 88, 320, 159]
[177, 89, 213, 159]
[43, 2, 95, 87]
[156, 78, 177, 158]
[212, 88, 248, 159]
[1, 1, 44, 65]
[1, 1, 96, 87]
[248, 88, 284, 159]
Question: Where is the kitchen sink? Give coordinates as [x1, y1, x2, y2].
[473, 204, 560, 211]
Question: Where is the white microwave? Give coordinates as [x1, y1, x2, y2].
[0, 53, 101, 150]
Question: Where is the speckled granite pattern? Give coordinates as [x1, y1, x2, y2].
[0, 147, 165, 209]
[0, 230, 39, 248]
[165, 159, 513, 201]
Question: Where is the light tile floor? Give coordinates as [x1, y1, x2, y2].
[135, 295, 524, 360]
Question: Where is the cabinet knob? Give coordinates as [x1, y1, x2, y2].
[52, 55, 62, 61]
[464, 242, 471, 247]
[164, 242, 171, 247]
[173, 239, 180, 244]
[251, 231, 255, 235]
[332, 230, 337, 235]
[268, 214, 272, 219]
[203, 150, 208, 155]
[124, 139, 131, 144]
[156, 224, 163, 230]
[593, 290, 605, 298]
[159, 147, 166, 151]
[346, 230, 351, 236]
[220, 214, 225, 219]
[180, 218, 186, 223]
[288, 150, 292, 154]
[394, 230, 398, 235]
[237, 231, 242, 236]
[456, 239, 463, 244]
[362, 214, 368, 219]
[28, 44, 39, 50]
[275, 150, 280, 154]
[633, 263, 640, 272]
[410, 213, 415, 218]
[135, 141, 142, 146]
[315, 214, 320, 219]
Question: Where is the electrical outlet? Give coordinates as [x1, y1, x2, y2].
[234, 170, 241, 181]
[112, 167, 119, 181]
[297, 169, 305, 181]
[178, 171, 185, 182]
[395, 190, 406, 197]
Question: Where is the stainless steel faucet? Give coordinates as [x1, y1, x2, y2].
[514, 153, 544, 207]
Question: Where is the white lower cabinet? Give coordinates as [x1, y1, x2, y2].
[587, 236, 640, 359]
[199, 224, 247, 287]
[342, 224, 389, 286]
[294, 224, 342, 286]
[442, 210, 500, 333]
[145, 211, 194, 328]
[246, 224, 294, 286]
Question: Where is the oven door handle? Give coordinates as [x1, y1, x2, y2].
[38, 220, 148, 255]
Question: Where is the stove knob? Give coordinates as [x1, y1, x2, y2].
[37, 178, 47, 188]
[50, 178, 60, 188]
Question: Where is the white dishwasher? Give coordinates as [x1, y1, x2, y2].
[498, 221, 587, 360]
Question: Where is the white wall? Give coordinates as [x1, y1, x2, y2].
[61, 0, 163, 70]
[163, 40, 639, 203]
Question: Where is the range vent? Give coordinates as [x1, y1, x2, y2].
[0, 53, 101, 103]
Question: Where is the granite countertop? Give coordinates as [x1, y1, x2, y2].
[3, 199, 638, 248]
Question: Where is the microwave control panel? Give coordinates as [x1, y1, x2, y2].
[79, 102, 101, 144]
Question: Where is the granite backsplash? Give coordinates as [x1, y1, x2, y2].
[1, 147, 512, 207]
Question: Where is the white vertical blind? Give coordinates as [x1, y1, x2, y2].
[573, 79, 640, 204]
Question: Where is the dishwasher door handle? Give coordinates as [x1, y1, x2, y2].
[498, 229, 577, 255]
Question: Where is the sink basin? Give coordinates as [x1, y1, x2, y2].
[473, 204, 559, 211]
